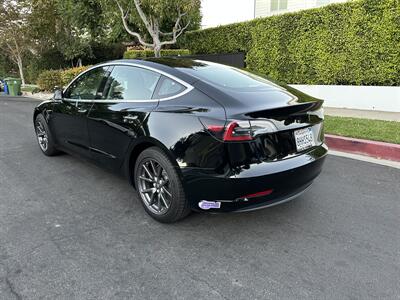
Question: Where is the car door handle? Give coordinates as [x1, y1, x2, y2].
[78, 108, 88, 113]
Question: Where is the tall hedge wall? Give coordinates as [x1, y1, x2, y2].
[179, 0, 400, 86]
[179, 20, 255, 54]
[123, 49, 190, 59]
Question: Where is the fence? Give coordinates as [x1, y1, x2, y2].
[181, 52, 245, 68]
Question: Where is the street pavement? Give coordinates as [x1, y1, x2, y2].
[1, 97, 399, 299]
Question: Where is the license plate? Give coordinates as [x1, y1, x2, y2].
[294, 127, 315, 152]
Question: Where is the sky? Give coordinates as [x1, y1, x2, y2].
[201, 0, 255, 28]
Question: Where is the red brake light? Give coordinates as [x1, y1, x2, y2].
[206, 121, 253, 142]
[222, 122, 252, 141]
[207, 125, 225, 133]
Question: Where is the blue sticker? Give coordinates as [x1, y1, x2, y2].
[198, 200, 221, 210]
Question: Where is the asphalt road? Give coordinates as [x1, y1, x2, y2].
[1, 97, 399, 300]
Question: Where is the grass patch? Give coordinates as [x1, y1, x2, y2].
[324, 116, 400, 144]
[21, 84, 39, 93]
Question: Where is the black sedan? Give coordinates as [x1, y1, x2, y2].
[33, 58, 327, 223]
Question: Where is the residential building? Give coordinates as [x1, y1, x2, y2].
[255, 0, 350, 18]
[201, 0, 254, 28]
[200, 0, 351, 29]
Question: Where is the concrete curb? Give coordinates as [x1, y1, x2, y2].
[0, 96, 43, 102]
[326, 134, 400, 162]
[22, 91, 53, 100]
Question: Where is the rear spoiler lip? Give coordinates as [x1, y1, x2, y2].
[244, 100, 323, 120]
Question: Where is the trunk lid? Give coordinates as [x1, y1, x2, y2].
[222, 85, 324, 129]
[202, 83, 325, 162]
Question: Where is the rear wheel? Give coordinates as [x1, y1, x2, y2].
[134, 147, 190, 223]
[34, 114, 60, 156]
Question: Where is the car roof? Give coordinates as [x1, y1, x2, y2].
[106, 57, 210, 85]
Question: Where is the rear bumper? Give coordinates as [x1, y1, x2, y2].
[182, 144, 328, 212]
[233, 182, 313, 213]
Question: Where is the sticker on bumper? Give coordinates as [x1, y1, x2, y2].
[198, 200, 221, 210]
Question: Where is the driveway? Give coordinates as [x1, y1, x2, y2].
[1, 97, 399, 299]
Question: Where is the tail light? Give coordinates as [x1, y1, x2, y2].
[200, 118, 253, 141]
[200, 118, 277, 142]
[222, 122, 253, 141]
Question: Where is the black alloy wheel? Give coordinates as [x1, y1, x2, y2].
[135, 147, 190, 223]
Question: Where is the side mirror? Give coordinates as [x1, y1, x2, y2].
[53, 87, 63, 101]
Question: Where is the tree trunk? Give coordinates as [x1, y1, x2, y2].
[16, 55, 25, 87]
[117, 0, 190, 59]
[153, 37, 161, 58]
[154, 46, 161, 58]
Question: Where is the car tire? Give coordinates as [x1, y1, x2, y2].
[34, 114, 60, 156]
[134, 147, 190, 223]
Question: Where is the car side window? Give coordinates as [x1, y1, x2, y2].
[155, 76, 186, 99]
[106, 66, 161, 100]
[64, 67, 109, 100]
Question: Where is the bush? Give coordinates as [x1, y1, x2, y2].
[179, 0, 400, 86]
[37, 70, 63, 91]
[37, 66, 90, 91]
[178, 21, 255, 54]
[61, 66, 89, 86]
[123, 49, 191, 59]
[21, 85, 40, 94]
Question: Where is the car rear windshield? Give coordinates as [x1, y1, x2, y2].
[178, 62, 277, 91]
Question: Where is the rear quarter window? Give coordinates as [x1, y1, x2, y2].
[155, 76, 186, 99]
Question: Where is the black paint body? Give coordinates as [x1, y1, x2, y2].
[34, 58, 327, 212]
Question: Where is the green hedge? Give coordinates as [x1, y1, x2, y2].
[178, 21, 255, 54]
[179, 0, 400, 86]
[37, 66, 90, 91]
[123, 49, 191, 59]
[60, 66, 90, 86]
[37, 70, 63, 92]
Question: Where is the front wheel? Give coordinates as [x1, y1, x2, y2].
[134, 147, 190, 223]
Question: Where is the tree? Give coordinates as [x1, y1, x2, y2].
[28, 0, 109, 67]
[115, 0, 201, 57]
[0, 0, 31, 85]
[0, 53, 15, 78]
[56, 0, 106, 66]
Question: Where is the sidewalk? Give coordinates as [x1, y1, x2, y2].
[0, 92, 51, 101]
[21, 91, 52, 100]
[325, 107, 400, 122]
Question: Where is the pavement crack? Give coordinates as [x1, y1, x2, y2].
[5, 276, 22, 300]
